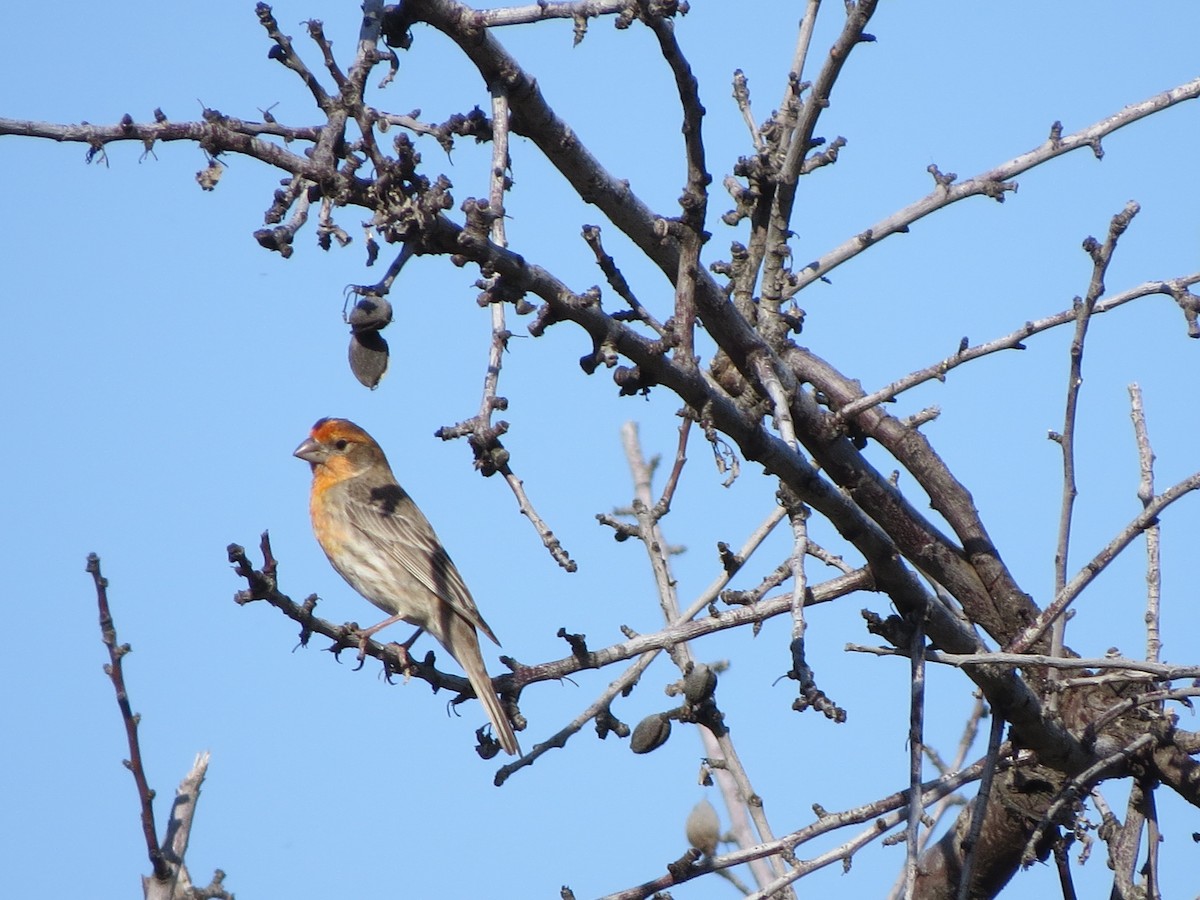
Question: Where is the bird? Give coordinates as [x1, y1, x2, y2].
[294, 417, 520, 756]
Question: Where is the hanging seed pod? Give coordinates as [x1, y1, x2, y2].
[683, 663, 718, 705]
[349, 330, 389, 389]
[630, 712, 672, 754]
[475, 727, 502, 761]
[347, 295, 393, 333]
[685, 798, 720, 856]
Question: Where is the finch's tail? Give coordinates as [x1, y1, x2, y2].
[454, 625, 521, 757]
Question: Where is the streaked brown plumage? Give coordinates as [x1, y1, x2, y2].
[294, 417, 520, 756]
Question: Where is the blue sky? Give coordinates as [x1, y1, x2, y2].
[3, 3, 1198, 898]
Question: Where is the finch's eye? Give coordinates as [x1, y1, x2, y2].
[335, 439, 348, 451]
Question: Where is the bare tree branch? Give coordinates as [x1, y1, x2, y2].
[785, 77, 1200, 295]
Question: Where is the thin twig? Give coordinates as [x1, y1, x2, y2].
[753, 354, 798, 448]
[485, 93, 576, 568]
[1007, 469, 1200, 653]
[957, 708, 1006, 900]
[642, 5, 708, 366]
[933, 704, 981, 794]
[498, 469, 578, 571]
[1049, 202, 1140, 687]
[494, 649, 658, 786]
[581, 225, 666, 335]
[833, 274, 1200, 423]
[788, 78, 1200, 295]
[888, 697, 986, 899]
[707, 727, 792, 893]
[790, 0, 822, 94]
[433, 90, 579, 572]
[695, 726, 775, 890]
[620, 423, 788, 892]
[345, 0, 389, 170]
[1090, 686, 1200, 737]
[1128, 384, 1161, 664]
[746, 754, 1007, 900]
[847, 644, 1200, 681]
[759, 1, 879, 344]
[903, 609, 927, 899]
[731, 69, 765, 153]
[621, 423, 688, 649]
[255, 6, 332, 109]
[772, 0, 874, 222]
[305, 19, 347, 89]
[598, 750, 1011, 900]
[87, 554, 168, 882]
[1143, 781, 1162, 900]
[686, 505, 789, 616]
[497, 505, 797, 786]
[349, 242, 414, 300]
[652, 418, 692, 519]
[1050, 303, 1088, 658]
[788, 503, 809, 686]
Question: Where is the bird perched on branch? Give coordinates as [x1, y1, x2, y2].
[294, 417, 520, 756]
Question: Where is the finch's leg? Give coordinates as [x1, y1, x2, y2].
[355, 615, 424, 665]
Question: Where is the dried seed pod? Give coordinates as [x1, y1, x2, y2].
[347, 296, 393, 333]
[630, 712, 672, 754]
[196, 160, 223, 192]
[683, 663, 718, 705]
[349, 331, 389, 389]
[685, 798, 720, 856]
[475, 727, 502, 761]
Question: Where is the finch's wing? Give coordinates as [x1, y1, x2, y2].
[344, 479, 501, 645]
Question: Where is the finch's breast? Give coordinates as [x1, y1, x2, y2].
[309, 479, 428, 625]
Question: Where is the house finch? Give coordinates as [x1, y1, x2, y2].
[294, 417, 520, 756]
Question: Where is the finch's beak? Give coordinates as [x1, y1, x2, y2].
[293, 437, 326, 464]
